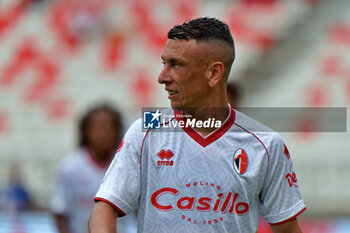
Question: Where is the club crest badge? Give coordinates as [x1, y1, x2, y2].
[233, 149, 248, 175]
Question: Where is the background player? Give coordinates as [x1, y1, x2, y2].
[226, 82, 242, 108]
[89, 17, 305, 233]
[50, 104, 136, 233]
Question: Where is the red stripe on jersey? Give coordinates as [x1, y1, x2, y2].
[174, 106, 236, 147]
[269, 207, 306, 225]
[140, 128, 150, 170]
[94, 197, 126, 217]
[234, 123, 270, 161]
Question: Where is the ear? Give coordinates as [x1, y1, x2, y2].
[207, 61, 224, 87]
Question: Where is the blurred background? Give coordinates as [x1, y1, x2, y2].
[0, 0, 349, 232]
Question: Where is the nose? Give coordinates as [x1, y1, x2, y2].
[158, 66, 172, 84]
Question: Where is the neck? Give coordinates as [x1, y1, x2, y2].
[89, 148, 114, 167]
[184, 89, 229, 121]
[182, 103, 230, 137]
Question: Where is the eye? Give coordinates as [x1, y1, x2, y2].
[161, 61, 165, 66]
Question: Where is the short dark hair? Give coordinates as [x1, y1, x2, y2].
[78, 104, 123, 147]
[168, 17, 235, 55]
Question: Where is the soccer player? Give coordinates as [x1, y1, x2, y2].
[226, 82, 241, 108]
[89, 17, 305, 233]
[50, 105, 136, 233]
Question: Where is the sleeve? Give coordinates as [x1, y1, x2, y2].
[259, 134, 306, 224]
[94, 119, 144, 216]
[49, 160, 72, 215]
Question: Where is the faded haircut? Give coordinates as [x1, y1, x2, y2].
[167, 17, 235, 60]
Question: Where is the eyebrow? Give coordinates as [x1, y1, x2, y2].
[161, 57, 185, 65]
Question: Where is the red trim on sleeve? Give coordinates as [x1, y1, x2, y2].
[94, 197, 126, 217]
[270, 207, 306, 225]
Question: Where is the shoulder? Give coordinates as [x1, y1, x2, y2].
[234, 110, 275, 134]
[124, 118, 146, 141]
[128, 118, 143, 131]
[117, 118, 148, 154]
[233, 110, 284, 160]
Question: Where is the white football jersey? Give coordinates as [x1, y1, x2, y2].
[50, 148, 137, 233]
[95, 107, 305, 233]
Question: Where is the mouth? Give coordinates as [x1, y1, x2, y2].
[167, 90, 178, 96]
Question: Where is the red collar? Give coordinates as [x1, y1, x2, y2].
[174, 106, 235, 147]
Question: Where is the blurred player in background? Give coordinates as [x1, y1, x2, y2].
[50, 104, 136, 233]
[89, 17, 305, 232]
[226, 82, 241, 108]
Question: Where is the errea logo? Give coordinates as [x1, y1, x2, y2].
[157, 149, 174, 166]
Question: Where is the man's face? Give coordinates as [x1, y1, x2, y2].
[158, 39, 211, 109]
[87, 111, 119, 153]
